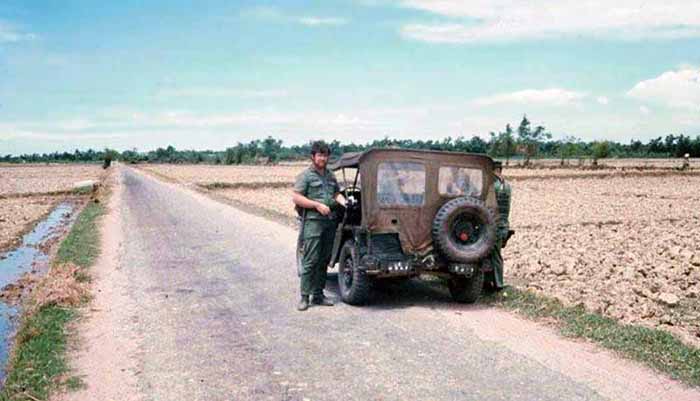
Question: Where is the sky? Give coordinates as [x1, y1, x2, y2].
[1, 0, 700, 155]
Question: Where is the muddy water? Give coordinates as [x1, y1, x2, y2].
[0, 202, 76, 381]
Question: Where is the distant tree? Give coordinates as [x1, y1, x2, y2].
[629, 139, 644, 155]
[7, 128, 700, 164]
[648, 137, 665, 155]
[490, 124, 517, 165]
[103, 148, 119, 169]
[591, 141, 610, 165]
[501, 124, 517, 164]
[559, 136, 580, 165]
[466, 136, 488, 154]
[676, 134, 692, 157]
[261, 136, 283, 163]
[224, 147, 235, 165]
[121, 148, 142, 164]
[517, 115, 551, 166]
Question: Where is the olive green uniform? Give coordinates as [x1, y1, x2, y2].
[489, 176, 512, 289]
[294, 167, 340, 297]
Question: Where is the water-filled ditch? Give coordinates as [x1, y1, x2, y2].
[0, 202, 76, 382]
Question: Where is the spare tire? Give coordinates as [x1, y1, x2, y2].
[432, 196, 496, 263]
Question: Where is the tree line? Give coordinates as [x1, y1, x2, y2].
[2, 116, 699, 165]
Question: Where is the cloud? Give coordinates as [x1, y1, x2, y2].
[298, 17, 347, 26]
[472, 88, 587, 106]
[121, 110, 383, 131]
[596, 96, 609, 105]
[238, 6, 283, 21]
[627, 67, 700, 111]
[0, 20, 36, 43]
[3, 109, 391, 136]
[639, 105, 651, 114]
[396, 1, 700, 43]
[240, 6, 347, 27]
[156, 88, 289, 99]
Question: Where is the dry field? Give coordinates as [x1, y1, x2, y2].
[0, 164, 105, 252]
[141, 161, 700, 345]
[0, 196, 62, 252]
[138, 164, 304, 187]
[504, 168, 700, 180]
[0, 164, 104, 197]
[508, 157, 700, 169]
[504, 176, 700, 346]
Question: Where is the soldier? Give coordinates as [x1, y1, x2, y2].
[486, 161, 512, 291]
[292, 141, 346, 311]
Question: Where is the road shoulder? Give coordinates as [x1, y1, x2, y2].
[53, 166, 143, 401]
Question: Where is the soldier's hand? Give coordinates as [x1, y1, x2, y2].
[315, 203, 331, 216]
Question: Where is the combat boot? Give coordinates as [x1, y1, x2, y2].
[297, 295, 310, 311]
[312, 294, 334, 306]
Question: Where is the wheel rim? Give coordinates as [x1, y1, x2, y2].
[342, 253, 354, 289]
[449, 213, 483, 247]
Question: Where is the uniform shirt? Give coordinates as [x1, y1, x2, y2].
[294, 166, 340, 220]
[494, 176, 512, 238]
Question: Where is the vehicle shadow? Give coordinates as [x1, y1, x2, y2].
[325, 272, 496, 312]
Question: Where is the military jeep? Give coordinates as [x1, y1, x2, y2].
[299, 148, 500, 305]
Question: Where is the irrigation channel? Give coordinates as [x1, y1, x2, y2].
[0, 202, 77, 382]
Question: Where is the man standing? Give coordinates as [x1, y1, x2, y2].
[487, 161, 512, 291]
[292, 141, 345, 311]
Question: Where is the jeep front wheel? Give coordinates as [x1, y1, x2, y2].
[337, 240, 371, 305]
[448, 272, 484, 303]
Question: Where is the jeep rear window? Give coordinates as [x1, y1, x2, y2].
[377, 162, 425, 206]
[439, 166, 483, 197]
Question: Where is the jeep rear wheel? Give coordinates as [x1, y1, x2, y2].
[432, 197, 496, 263]
[448, 272, 484, 303]
[338, 240, 371, 305]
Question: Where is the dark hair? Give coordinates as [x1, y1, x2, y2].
[493, 161, 503, 170]
[310, 141, 331, 156]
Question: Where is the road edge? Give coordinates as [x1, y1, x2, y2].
[51, 165, 143, 401]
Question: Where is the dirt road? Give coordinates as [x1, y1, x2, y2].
[62, 166, 699, 401]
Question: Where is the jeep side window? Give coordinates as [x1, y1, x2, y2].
[377, 162, 426, 206]
[439, 166, 483, 198]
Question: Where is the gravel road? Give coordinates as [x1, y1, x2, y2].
[62, 167, 700, 401]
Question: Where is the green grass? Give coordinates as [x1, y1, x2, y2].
[56, 201, 104, 268]
[0, 306, 73, 401]
[64, 376, 86, 391]
[1, 200, 105, 400]
[71, 186, 94, 196]
[484, 287, 700, 387]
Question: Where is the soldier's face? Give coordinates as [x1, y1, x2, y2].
[311, 152, 329, 169]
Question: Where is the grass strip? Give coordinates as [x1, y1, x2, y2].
[199, 181, 293, 190]
[56, 202, 104, 268]
[0, 306, 73, 401]
[484, 287, 700, 387]
[1, 200, 104, 400]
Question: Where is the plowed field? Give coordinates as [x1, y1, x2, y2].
[505, 176, 700, 346]
[0, 164, 104, 251]
[0, 164, 103, 197]
[139, 164, 303, 186]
